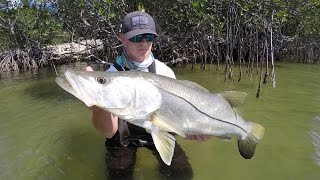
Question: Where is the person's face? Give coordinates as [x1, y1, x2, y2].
[120, 34, 153, 62]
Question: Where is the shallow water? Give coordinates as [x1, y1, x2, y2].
[0, 63, 319, 179]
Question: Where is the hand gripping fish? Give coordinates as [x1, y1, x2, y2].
[56, 69, 265, 165]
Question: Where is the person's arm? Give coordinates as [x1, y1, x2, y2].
[86, 66, 119, 138]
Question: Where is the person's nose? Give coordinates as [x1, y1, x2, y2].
[141, 38, 148, 43]
[140, 38, 149, 46]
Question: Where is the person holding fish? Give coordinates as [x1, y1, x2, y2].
[85, 11, 210, 179]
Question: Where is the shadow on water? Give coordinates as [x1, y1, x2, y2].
[21, 65, 90, 103]
[0, 68, 69, 103]
[23, 76, 77, 104]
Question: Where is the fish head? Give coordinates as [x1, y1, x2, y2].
[63, 69, 136, 111]
[59, 69, 162, 119]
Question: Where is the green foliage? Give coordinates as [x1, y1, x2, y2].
[0, 1, 67, 49]
[0, 0, 319, 63]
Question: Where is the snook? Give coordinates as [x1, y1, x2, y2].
[56, 69, 265, 165]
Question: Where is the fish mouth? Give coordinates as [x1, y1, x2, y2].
[55, 76, 81, 100]
[62, 69, 133, 110]
[64, 69, 97, 107]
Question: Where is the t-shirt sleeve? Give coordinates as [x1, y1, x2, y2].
[154, 60, 176, 79]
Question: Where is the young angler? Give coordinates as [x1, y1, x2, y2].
[86, 11, 210, 179]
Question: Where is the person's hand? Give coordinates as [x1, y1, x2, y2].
[186, 134, 212, 142]
[85, 66, 94, 72]
[88, 105, 103, 112]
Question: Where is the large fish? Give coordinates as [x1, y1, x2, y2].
[56, 69, 265, 165]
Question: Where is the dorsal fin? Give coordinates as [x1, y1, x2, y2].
[220, 91, 247, 108]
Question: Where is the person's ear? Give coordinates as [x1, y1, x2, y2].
[119, 34, 125, 43]
[119, 34, 128, 49]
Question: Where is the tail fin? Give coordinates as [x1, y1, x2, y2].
[238, 122, 265, 159]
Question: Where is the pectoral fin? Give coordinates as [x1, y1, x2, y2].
[150, 114, 186, 138]
[151, 131, 176, 166]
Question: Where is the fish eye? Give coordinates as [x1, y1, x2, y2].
[96, 77, 107, 84]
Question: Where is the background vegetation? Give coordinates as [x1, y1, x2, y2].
[0, 0, 319, 75]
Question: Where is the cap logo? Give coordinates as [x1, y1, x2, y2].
[131, 15, 149, 27]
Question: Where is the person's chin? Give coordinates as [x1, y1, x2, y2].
[138, 49, 149, 54]
[132, 56, 146, 62]
[136, 53, 149, 59]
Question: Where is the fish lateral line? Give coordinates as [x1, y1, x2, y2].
[158, 88, 249, 134]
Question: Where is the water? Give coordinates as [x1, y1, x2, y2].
[0, 63, 319, 179]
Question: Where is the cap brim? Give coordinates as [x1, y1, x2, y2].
[124, 29, 158, 39]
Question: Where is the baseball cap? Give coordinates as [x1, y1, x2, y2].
[120, 11, 158, 39]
